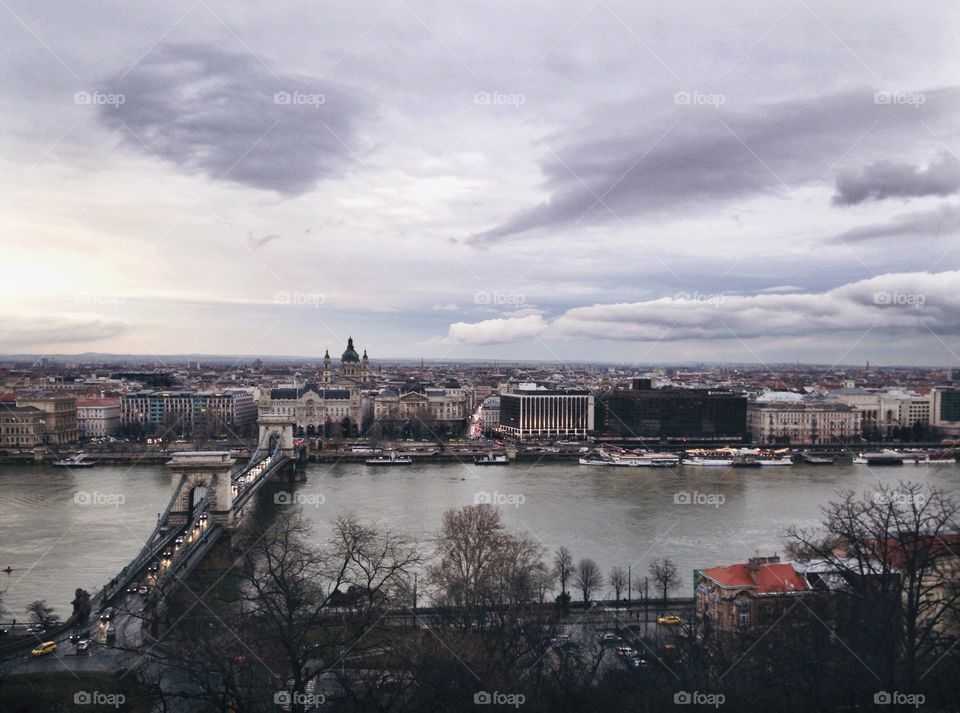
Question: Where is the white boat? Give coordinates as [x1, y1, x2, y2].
[743, 448, 793, 466]
[855, 449, 955, 466]
[365, 451, 413, 466]
[52, 453, 98, 468]
[683, 448, 736, 466]
[578, 448, 679, 467]
[474, 453, 510, 465]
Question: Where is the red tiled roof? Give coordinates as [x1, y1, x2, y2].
[703, 562, 810, 594]
[0, 392, 17, 402]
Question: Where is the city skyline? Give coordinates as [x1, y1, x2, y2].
[4, 1, 960, 365]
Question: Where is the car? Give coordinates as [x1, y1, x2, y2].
[162, 548, 173, 559]
[99, 608, 114, 621]
[0, 628, 8, 638]
[126, 584, 139, 594]
[599, 632, 621, 643]
[657, 615, 682, 625]
[625, 654, 650, 668]
[616, 646, 638, 658]
[147, 561, 160, 573]
[31, 641, 56, 656]
[174, 536, 185, 545]
[69, 630, 90, 643]
[138, 585, 149, 595]
[76, 639, 92, 652]
[105, 625, 116, 643]
[25, 625, 46, 635]
[550, 634, 571, 647]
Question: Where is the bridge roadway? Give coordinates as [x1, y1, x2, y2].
[60, 439, 292, 647]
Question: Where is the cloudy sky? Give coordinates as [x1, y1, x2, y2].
[2, 0, 959, 365]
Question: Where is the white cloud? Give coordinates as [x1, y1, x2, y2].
[444, 315, 548, 345]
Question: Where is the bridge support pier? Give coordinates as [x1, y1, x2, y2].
[167, 451, 236, 528]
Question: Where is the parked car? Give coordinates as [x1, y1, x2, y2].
[25, 625, 46, 635]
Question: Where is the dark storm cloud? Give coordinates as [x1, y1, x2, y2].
[98, 43, 369, 195]
[834, 203, 960, 243]
[832, 152, 960, 205]
[469, 87, 960, 245]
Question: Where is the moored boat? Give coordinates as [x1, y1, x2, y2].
[52, 453, 98, 468]
[365, 451, 413, 466]
[474, 453, 510, 465]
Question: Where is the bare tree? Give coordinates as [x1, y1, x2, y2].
[609, 566, 628, 601]
[553, 546, 573, 596]
[575, 558, 602, 602]
[648, 558, 680, 607]
[25, 599, 58, 628]
[785, 482, 960, 697]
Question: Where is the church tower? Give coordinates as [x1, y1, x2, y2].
[362, 349, 369, 383]
[340, 336, 361, 381]
[322, 349, 331, 384]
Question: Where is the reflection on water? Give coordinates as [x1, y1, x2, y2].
[1, 460, 957, 616]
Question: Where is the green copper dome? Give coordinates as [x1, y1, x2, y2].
[341, 336, 360, 363]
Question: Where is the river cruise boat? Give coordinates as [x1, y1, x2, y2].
[365, 451, 413, 466]
[855, 449, 955, 466]
[579, 448, 680, 467]
[52, 453, 98, 468]
[683, 448, 737, 466]
[474, 453, 510, 465]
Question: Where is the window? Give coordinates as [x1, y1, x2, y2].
[738, 609, 750, 626]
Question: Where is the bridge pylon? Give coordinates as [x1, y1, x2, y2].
[167, 451, 236, 527]
[257, 413, 297, 458]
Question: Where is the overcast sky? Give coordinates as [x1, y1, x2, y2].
[2, 0, 959, 365]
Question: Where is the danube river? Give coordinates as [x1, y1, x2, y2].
[2, 460, 958, 617]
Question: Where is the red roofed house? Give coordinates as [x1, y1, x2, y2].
[695, 555, 812, 632]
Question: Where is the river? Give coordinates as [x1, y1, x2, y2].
[1, 460, 957, 617]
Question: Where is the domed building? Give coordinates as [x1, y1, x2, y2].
[322, 337, 370, 384]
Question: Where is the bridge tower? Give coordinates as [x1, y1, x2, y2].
[167, 451, 236, 527]
[257, 413, 296, 458]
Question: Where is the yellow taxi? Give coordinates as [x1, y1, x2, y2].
[656, 615, 682, 625]
[31, 641, 57, 656]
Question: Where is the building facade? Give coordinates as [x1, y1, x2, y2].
[479, 396, 501, 435]
[595, 384, 747, 442]
[747, 399, 861, 445]
[372, 382, 468, 438]
[76, 397, 121, 439]
[498, 389, 594, 440]
[932, 387, 960, 437]
[16, 395, 78, 445]
[695, 555, 812, 633]
[259, 384, 366, 437]
[121, 390, 256, 438]
[0, 404, 44, 449]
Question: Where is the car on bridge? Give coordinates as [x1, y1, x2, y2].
[99, 607, 114, 621]
[31, 641, 56, 656]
